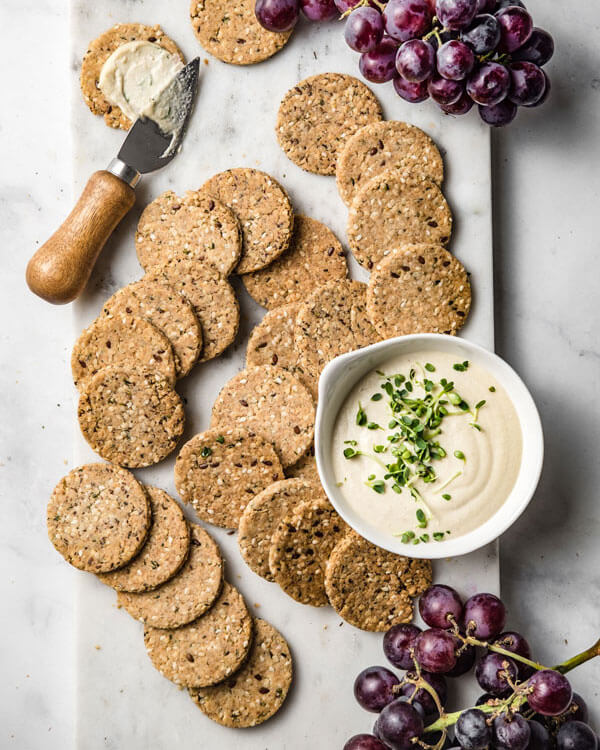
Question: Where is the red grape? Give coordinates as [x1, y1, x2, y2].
[557, 693, 589, 725]
[397, 671, 447, 716]
[335, 0, 362, 10]
[395, 39, 435, 82]
[255, 0, 300, 31]
[475, 652, 518, 694]
[360, 38, 400, 82]
[394, 76, 429, 101]
[527, 670, 573, 717]
[345, 7, 385, 52]
[429, 74, 464, 105]
[508, 61, 546, 105]
[493, 631, 533, 678]
[415, 628, 458, 673]
[460, 13, 501, 53]
[383, 623, 421, 670]
[446, 644, 476, 676]
[455, 708, 492, 750]
[383, 0, 433, 43]
[344, 734, 389, 750]
[435, 0, 478, 30]
[463, 592, 507, 638]
[557, 722, 598, 750]
[512, 27, 554, 66]
[493, 713, 531, 750]
[354, 666, 400, 713]
[437, 40, 475, 80]
[476, 0, 496, 10]
[527, 720, 552, 750]
[300, 0, 338, 20]
[377, 699, 424, 750]
[496, 6, 533, 52]
[419, 585, 464, 629]
[524, 70, 550, 107]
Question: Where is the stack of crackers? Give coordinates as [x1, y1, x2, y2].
[47, 463, 293, 728]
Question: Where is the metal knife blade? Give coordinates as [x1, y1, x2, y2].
[112, 57, 200, 183]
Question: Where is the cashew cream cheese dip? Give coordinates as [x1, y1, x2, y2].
[99, 41, 184, 131]
[331, 350, 522, 544]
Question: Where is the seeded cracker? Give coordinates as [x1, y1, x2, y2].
[246, 303, 313, 393]
[102, 278, 202, 378]
[175, 428, 284, 529]
[200, 169, 294, 274]
[78, 368, 185, 469]
[269, 498, 349, 606]
[324, 532, 432, 631]
[135, 190, 242, 277]
[295, 279, 374, 399]
[143, 582, 253, 687]
[190, 0, 292, 66]
[210, 365, 315, 468]
[72, 316, 176, 393]
[118, 523, 223, 629]
[98, 487, 190, 593]
[285, 449, 320, 485]
[242, 216, 348, 310]
[347, 171, 453, 270]
[276, 73, 383, 176]
[190, 618, 293, 727]
[47, 463, 151, 573]
[366, 243, 471, 338]
[147, 259, 239, 362]
[239, 479, 326, 580]
[336, 120, 445, 206]
[80, 24, 184, 130]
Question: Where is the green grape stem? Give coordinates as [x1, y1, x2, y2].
[422, 637, 600, 735]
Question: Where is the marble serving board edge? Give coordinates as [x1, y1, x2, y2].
[70, 1, 498, 747]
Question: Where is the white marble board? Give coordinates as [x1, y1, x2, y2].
[71, 1, 498, 746]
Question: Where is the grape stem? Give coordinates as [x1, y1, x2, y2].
[422, 637, 600, 735]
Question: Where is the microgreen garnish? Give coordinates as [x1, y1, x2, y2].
[371, 393, 383, 401]
[442, 493, 451, 501]
[489, 386, 496, 392]
[416, 509, 428, 528]
[367, 422, 381, 430]
[373, 445, 387, 453]
[216, 435, 225, 444]
[454, 450, 466, 462]
[367, 479, 386, 494]
[356, 403, 367, 426]
[453, 360, 470, 372]
[343, 447, 362, 459]
[201, 446, 212, 457]
[425, 363, 436, 372]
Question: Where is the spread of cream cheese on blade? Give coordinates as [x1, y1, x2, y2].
[99, 41, 186, 150]
[330, 350, 522, 544]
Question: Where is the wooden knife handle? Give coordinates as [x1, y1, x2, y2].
[26, 170, 136, 304]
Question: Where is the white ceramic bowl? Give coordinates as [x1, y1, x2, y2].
[315, 334, 544, 559]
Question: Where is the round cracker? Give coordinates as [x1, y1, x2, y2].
[146, 260, 239, 362]
[239, 479, 325, 580]
[245, 302, 304, 377]
[102, 277, 202, 378]
[366, 243, 471, 338]
[269, 498, 349, 607]
[285, 449, 320, 485]
[324, 532, 432, 631]
[190, 0, 292, 66]
[47, 463, 150, 573]
[190, 618, 292, 727]
[135, 190, 242, 277]
[210, 365, 315, 468]
[336, 121, 445, 206]
[80, 24, 184, 130]
[118, 523, 223, 629]
[143, 582, 253, 688]
[276, 73, 383, 176]
[78, 368, 185, 469]
[242, 216, 348, 309]
[71, 315, 176, 393]
[97, 487, 190, 592]
[347, 172, 453, 270]
[200, 169, 294, 274]
[174, 428, 285, 529]
[295, 279, 372, 398]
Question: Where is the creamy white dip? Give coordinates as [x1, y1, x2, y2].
[99, 41, 183, 129]
[331, 350, 522, 543]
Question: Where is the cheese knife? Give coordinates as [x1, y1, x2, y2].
[26, 58, 200, 304]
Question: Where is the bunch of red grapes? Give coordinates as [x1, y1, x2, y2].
[254, 0, 554, 127]
[345, 584, 598, 750]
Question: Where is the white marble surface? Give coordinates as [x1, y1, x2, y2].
[1, 0, 599, 748]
